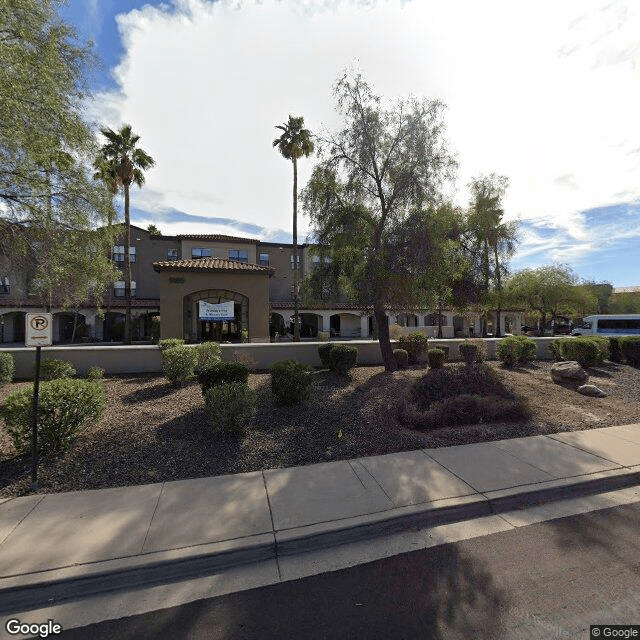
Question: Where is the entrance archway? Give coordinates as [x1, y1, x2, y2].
[183, 289, 249, 343]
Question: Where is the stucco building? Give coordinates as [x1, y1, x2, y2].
[0, 225, 522, 343]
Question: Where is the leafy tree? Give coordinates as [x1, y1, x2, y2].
[466, 174, 518, 337]
[608, 291, 640, 314]
[146, 224, 161, 236]
[506, 264, 597, 328]
[302, 73, 457, 371]
[580, 280, 613, 313]
[273, 115, 315, 342]
[95, 125, 155, 344]
[0, 0, 117, 306]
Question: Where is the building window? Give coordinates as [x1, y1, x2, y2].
[229, 249, 248, 262]
[113, 246, 136, 262]
[259, 253, 269, 266]
[192, 248, 212, 259]
[114, 280, 136, 297]
[0, 276, 9, 294]
[167, 248, 178, 261]
[312, 255, 331, 268]
[290, 255, 301, 269]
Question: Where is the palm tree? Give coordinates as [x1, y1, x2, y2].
[95, 125, 155, 344]
[273, 116, 314, 342]
[467, 175, 514, 337]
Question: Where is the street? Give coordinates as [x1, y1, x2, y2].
[54, 501, 640, 640]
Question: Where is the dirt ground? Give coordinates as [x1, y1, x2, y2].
[0, 361, 638, 497]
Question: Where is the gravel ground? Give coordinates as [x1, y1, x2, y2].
[1, 361, 639, 497]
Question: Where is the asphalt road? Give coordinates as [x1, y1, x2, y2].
[57, 502, 640, 640]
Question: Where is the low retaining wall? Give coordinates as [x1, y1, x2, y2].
[2, 337, 559, 379]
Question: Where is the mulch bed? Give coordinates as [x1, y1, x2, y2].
[1, 361, 639, 497]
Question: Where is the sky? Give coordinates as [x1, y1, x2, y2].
[60, 0, 640, 287]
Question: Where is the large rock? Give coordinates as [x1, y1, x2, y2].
[577, 384, 607, 398]
[551, 361, 588, 384]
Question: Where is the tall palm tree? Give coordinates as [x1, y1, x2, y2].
[273, 116, 314, 342]
[94, 125, 155, 344]
[467, 175, 514, 337]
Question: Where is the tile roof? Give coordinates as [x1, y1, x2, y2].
[153, 258, 273, 273]
[270, 301, 368, 310]
[177, 234, 260, 244]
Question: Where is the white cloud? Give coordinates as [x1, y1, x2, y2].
[92, 0, 640, 251]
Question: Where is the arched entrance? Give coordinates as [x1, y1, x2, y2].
[183, 289, 249, 343]
[0, 311, 26, 343]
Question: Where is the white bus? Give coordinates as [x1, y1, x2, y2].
[571, 314, 640, 336]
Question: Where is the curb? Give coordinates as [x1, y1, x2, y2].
[1, 468, 639, 615]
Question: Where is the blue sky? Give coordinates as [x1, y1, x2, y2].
[61, 0, 640, 287]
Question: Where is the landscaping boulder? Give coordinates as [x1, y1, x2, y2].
[577, 384, 607, 398]
[550, 361, 588, 384]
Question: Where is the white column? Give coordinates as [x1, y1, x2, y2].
[500, 313, 507, 336]
[360, 315, 369, 338]
[321, 313, 331, 332]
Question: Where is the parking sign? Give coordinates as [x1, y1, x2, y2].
[25, 313, 53, 347]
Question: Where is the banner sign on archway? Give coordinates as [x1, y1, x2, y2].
[199, 300, 235, 322]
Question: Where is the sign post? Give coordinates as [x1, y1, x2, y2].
[25, 313, 52, 490]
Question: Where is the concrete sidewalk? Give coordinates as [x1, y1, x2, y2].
[1, 423, 639, 614]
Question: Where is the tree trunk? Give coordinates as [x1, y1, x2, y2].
[494, 243, 502, 338]
[437, 302, 443, 339]
[374, 301, 397, 372]
[124, 183, 132, 345]
[71, 311, 78, 343]
[292, 158, 300, 342]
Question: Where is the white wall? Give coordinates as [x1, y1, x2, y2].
[2, 337, 559, 379]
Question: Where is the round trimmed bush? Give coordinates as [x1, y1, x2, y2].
[318, 343, 335, 368]
[398, 333, 429, 365]
[458, 342, 479, 365]
[329, 344, 358, 375]
[0, 352, 15, 386]
[559, 337, 601, 368]
[85, 366, 104, 381]
[197, 361, 249, 394]
[427, 348, 446, 369]
[204, 382, 256, 435]
[497, 336, 536, 366]
[393, 348, 409, 369]
[621, 336, 640, 366]
[608, 336, 624, 363]
[2, 378, 105, 455]
[270, 359, 314, 405]
[41, 359, 76, 380]
[162, 345, 197, 386]
[195, 341, 222, 374]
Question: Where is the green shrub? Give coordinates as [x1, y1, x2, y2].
[393, 348, 409, 369]
[427, 348, 446, 369]
[204, 382, 256, 435]
[466, 338, 486, 362]
[197, 361, 249, 393]
[608, 336, 624, 363]
[318, 343, 335, 368]
[586, 336, 609, 363]
[329, 344, 358, 375]
[0, 352, 15, 386]
[406, 394, 530, 430]
[162, 345, 197, 386]
[459, 342, 479, 365]
[397, 332, 429, 365]
[2, 378, 105, 455]
[496, 336, 536, 366]
[621, 336, 640, 366]
[41, 359, 76, 380]
[150, 316, 161, 341]
[402, 363, 529, 430]
[559, 337, 601, 368]
[548, 338, 568, 361]
[158, 338, 185, 352]
[195, 341, 222, 374]
[85, 366, 104, 381]
[411, 364, 511, 410]
[270, 359, 314, 405]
